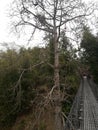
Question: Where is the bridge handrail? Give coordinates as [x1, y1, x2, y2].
[65, 80, 84, 129]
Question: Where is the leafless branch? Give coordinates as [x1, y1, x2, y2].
[19, 61, 44, 71]
[61, 112, 75, 129]
[27, 27, 36, 45]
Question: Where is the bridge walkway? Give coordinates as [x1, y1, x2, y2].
[64, 78, 98, 130]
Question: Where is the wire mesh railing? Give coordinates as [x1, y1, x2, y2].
[64, 80, 84, 130]
[64, 78, 98, 130]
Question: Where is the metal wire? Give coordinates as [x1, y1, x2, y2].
[64, 78, 98, 130]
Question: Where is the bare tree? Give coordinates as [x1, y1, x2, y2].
[10, 0, 94, 130]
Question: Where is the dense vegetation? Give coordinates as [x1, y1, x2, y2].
[3, 0, 97, 129]
[80, 26, 98, 83]
[0, 40, 80, 129]
[1, 25, 98, 130]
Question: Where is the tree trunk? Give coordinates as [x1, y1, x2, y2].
[54, 31, 63, 130]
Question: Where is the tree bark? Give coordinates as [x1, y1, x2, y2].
[54, 30, 63, 130]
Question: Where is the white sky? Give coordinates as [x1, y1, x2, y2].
[0, 0, 44, 50]
[0, 0, 97, 50]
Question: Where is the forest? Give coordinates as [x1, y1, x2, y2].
[0, 0, 98, 130]
[0, 26, 98, 130]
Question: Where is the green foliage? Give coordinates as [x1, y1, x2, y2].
[59, 35, 80, 116]
[0, 39, 80, 128]
[39, 121, 46, 130]
[80, 26, 98, 82]
[0, 47, 44, 126]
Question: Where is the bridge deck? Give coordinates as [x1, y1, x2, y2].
[65, 78, 98, 130]
[83, 78, 98, 130]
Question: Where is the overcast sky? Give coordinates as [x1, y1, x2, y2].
[0, 0, 44, 49]
[0, 0, 97, 50]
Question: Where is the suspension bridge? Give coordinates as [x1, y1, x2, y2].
[65, 77, 98, 130]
